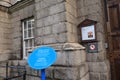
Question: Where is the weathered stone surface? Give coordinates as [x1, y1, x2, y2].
[67, 32, 77, 42]
[49, 2, 65, 15]
[87, 53, 106, 62]
[67, 50, 86, 65]
[44, 12, 66, 26]
[79, 63, 89, 78]
[36, 18, 45, 28]
[46, 67, 54, 78]
[89, 72, 100, 80]
[43, 26, 52, 35]
[0, 52, 11, 61]
[55, 50, 86, 66]
[88, 62, 108, 73]
[0, 0, 110, 80]
[84, 0, 100, 6]
[65, 2, 77, 17]
[77, 0, 84, 9]
[66, 0, 77, 9]
[52, 22, 67, 34]
[42, 35, 57, 44]
[100, 72, 109, 80]
[54, 67, 79, 80]
[56, 32, 67, 43]
[36, 8, 49, 19]
[81, 73, 89, 80]
[26, 75, 40, 80]
[66, 12, 77, 25]
[35, 37, 43, 45]
[38, 0, 64, 10]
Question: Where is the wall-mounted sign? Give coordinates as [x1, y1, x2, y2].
[27, 46, 57, 70]
[87, 42, 98, 53]
[78, 19, 97, 42]
[81, 25, 95, 41]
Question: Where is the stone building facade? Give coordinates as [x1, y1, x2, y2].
[0, 0, 111, 80]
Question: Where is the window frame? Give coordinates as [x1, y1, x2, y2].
[22, 18, 35, 59]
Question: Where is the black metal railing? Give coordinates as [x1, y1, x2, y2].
[0, 61, 26, 80]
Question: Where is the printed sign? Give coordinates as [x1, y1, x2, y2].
[87, 42, 98, 53]
[81, 25, 95, 41]
[90, 44, 95, 50]
[28, 46, 57, 69]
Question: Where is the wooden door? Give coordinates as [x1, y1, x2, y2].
[107, 1, 120, 80]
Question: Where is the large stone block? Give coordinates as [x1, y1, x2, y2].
[86, 4, 101, 14]
[0, 17, 10, 23]
[66, 22, 73, 33]
[54, 51, 68, 65]
[39, 0, 64, 10]
[98, 41, 106, 53]
[57, 32, 67, 43]
[96, 23, 105, 33]
[0, 52, 11, 61]
[49, 2, 65, 15]
[67, 32, 77, 42]
[12, 24, 21, 32]
[84, 0, 99, 6]
[89, 72, 100, 80]
[11, 10, 20, 18]
[0, 11, 9, 18]
[88, 62, 109, 73]
[54, 67, 79, 80]
[12, 31, 21, 38]
[55, 49, 86, 66]
[65, 2, 77, 17]
[43, 26, 52, 35]
[66, 12, 77, 25]
[81, 73, 89, 80]
[43, 34, 57, 44]
[77, 0, 84, 9]
[66, 0, 77, 9]
[11, 16, 20, 22]
[52, 22, 67, 34]
[100, 72, 109, 80]
[67, 50, 86, 65]
[12, 38, 21, 50]
[44, 12, 66, 26]
[79, 63, 89, 78]
[27, 4, 35, 17]
[35, 2, 40, 11]
[87, 52, 106, 62]
[36, 18, 45, 28]
[45, 67, 54, 78]
[26, 75, 40, 80]
[36, 8, 49, 19]
[35, 37, 43, 45]
[35, 0, 40, 3]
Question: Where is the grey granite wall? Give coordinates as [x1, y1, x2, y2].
[0, 6, 12, 61]
[77, 0, 110, 80]
[6, 0, 111, 80]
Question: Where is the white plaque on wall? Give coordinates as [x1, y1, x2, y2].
[81, 25, 95, 41]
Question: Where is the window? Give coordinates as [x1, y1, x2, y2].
[22, 19, 35, 59]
